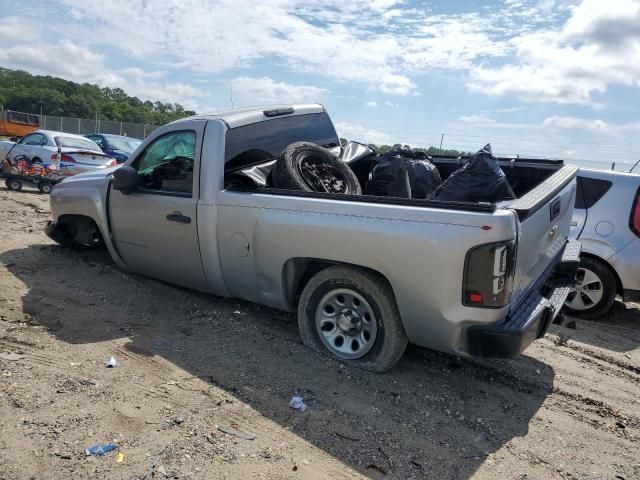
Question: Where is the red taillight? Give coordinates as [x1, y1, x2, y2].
[50, 153, 75, 163]
[108, 159, 118, 166]
[630, 188, 640, 238]
[469, 292, 484, 303]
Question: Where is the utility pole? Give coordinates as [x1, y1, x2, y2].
[439, 133, 444, 154]
[39, 100, 43, 127]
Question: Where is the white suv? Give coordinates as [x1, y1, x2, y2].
[566, 168, 640, 318]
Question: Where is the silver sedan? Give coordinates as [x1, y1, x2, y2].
[5, 130, 117, 176]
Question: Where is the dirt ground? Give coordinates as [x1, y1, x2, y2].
[0, 186, 638, 480]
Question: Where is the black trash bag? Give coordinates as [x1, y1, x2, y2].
[433, 144, 515, 203]
[366, 148, 441, 199]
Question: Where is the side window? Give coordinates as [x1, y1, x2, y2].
[21, 133, 46, 146]
[88, 136, 105, 148]
[134, 130, 196, 196]
[575, 177, 613, 209]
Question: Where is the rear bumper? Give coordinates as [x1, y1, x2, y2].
[466, 239, 581, 358]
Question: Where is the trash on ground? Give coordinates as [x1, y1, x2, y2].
[433, 144, 515, 203]
[85, 443, 118, 456]
[0, 352, 25, 361]
[289, 396, 307, 412]
[116, 452, 125, 463]
[106, 356, 117, 368]
[217, 424, 256, 440]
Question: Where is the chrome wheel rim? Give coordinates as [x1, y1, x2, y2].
[565, 267, 604, 310]
[315, 288, 377, 359]
[298, 155, 349, 194]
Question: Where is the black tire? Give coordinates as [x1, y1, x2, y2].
[272, 142, 361, 195]
[564, 256, 617, 319]
[39, 182, 53, 194]
[298, 265, 407, 372]
[6, 178, 22, 191]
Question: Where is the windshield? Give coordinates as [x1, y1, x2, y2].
[107, 137, 142, 153]
[225, 112, 339, 170]
[62, 136, 102, 151]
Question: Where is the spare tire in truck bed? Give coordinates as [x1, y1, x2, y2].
[272, 142, 362, 195]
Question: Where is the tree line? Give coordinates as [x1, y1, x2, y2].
[0, 68, 195, 125]
[340, 139, 464, 157]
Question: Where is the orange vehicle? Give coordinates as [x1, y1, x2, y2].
[0, 110, 39, 138]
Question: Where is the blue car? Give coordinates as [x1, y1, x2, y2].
[84, 133, 142, 163]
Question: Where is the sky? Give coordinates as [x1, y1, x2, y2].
[1, 0, 639, 168]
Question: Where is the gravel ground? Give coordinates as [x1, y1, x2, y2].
[0, 186, 638, 480]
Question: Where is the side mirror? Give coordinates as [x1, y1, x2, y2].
[112, 166, 139, 194]
[9, 136, 18, 142]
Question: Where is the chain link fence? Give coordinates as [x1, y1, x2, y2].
[1, 108, 159, 140]
[40, 114, 158, 139]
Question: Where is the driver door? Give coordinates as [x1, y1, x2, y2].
[108, 121, 209, 292]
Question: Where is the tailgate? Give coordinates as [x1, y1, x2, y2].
[508, 165, 578, 308]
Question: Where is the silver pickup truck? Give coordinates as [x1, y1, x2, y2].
[46, 104, 580, 372]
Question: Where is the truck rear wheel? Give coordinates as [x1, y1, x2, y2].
[297, 265, 407, 372]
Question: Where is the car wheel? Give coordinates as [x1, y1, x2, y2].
[38, 182, 53, 194]
[564, 256, 617, 319]
[297, 265, 407, 372]
[272, 142, 362, 195]
[6, 178, 22, 191]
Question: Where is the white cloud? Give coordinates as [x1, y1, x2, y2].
[4, 0, 639, 109]
[460, 115, 496, 124]
[45, 0, 557, 97]
[542, 116, 610, 132]
[231, 77, 328, 105]
[542, 115, 640, 135]
[384, 101, 399, 107]
[0, 38, 203, 109]
[365, 101, 378, 107]
[334, 122, 392, 144]
[378, 74, 416, 96]
[468, 0, 640, 105]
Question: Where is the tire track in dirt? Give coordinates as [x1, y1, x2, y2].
[540, 339, 640, 382]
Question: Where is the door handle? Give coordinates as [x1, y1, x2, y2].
[166, 212, 191, 224]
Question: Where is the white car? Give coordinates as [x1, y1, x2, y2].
[566, 168, 640, 318]
[4, 130, 117, 176]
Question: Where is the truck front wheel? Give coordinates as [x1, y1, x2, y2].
[298, 266, 407, 372]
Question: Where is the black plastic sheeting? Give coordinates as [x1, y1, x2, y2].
[366, 147, 442, 199]
[433, 144, 515, 203]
